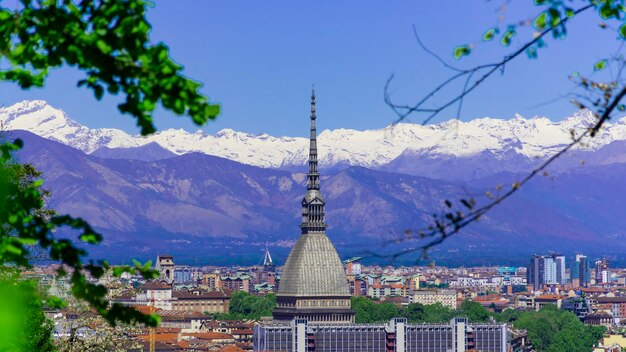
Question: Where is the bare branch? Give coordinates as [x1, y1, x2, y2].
[373, 3, 626, 263]
[385, 4, 594, 125]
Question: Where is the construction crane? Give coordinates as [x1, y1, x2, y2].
[149, 290, 155, 352]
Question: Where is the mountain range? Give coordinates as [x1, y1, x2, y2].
[3, 100, 626, 177]
[2, 101, 626, 265]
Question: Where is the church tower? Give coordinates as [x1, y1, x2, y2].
[156, 254, 175, 283]
[273, 87, 354, 324]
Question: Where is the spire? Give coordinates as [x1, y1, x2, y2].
[307, 85, 319, 190]
[300, 85, 326, 234]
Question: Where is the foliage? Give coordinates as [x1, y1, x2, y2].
[0, 0, 220, 135]
[0, 267, 56, 352]
[0, 139, 160, 326]
[55, 297, 143, 352]
[352, 296, 401, 323]
[383, 0, 626, 261]
[0, 0, 222, 330]
[457, 0, 625, 59]
[511, 305, 605, 352]
[213, 291, 276, 320]
[457, 300, 490, 322]
[492, 307, 523, 323]
[352, 297, 484, 324]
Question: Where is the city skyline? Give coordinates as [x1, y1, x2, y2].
[3, 1, 626, 351]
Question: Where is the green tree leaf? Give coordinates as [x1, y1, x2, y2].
[533, 12, 548, 30]
[453, 45, 471, 59]
[594, 59, 607, 71]
[501, 29, 516, 47]
[483, 28, 498, 41]
[620, 23, 626, 39]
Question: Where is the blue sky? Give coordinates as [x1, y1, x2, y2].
[0, 1, 621, 136]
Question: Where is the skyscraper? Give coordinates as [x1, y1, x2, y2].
[574, 254, 591, 286]
[553, 254, 566, 284]
[272, 87, 355, 324]
[528, 254, 566, 289]
[595, 258, 610, 283]
[528, 255, 545, 289]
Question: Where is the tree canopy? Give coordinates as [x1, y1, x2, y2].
[213, 291, 276, 320]
[513, 305, 605, 352]
[0, 267, 56, 352]
[0, 0, 222, 334]
[0, 0, 220, 135]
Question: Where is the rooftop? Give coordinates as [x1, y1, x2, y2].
[277, 233, 350, 297]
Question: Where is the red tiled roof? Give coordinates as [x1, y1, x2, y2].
[173, 289, 231, 300]
[141, 281, 172, 290]
[133, 305, 161, 315]
[536, 294, 562, 300]
[216, 345, 246, 352]
[157, 310, 206, 318]
[182, 332, 234, 340]
[475, 295, 503, 302]
[231, 329, 254, 335]
[136, 333, 179, 343]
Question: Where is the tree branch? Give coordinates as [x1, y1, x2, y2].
[385, 4, 594, 125]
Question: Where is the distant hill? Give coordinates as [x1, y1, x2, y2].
[7, 130, 626, 266]
[91, 142, 177, 162]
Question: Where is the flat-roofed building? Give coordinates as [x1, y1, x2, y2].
[410, 289, 457, 309]
[254, 317, 508, 352]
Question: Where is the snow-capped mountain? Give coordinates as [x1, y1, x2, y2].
[13, 129, 626, 265]
[2, 100, 626, 171]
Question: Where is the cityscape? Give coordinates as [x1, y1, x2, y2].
[2, 1, 626, 352]
[17, 92, 626, 351]
[26, 248, 626, 351]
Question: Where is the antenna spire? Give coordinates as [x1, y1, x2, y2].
[307, 85, 319, 190]
[300, 86, 326, 234]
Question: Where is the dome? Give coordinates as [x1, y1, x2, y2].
[278, 233, 350, 297]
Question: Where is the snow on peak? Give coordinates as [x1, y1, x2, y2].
[2, 100, 626, 169]
[0, 101, 139, 153]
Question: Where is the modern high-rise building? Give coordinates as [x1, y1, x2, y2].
[528, 255, 545, 289]
[595, 258, 610, 283]
[570, 260, 580, 284]
[573, 254, 591, 286]
[553, 254, 566, 284]
[272, 87, 355, 324]
[254, 88, 509, 352]
[527, 254, 566, 289]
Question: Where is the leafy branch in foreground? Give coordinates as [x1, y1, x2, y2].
[1, 138, 160, 327]
[0, 0, 224, 330]
[380, 0, 626, 261]
[0, 267, 56, 352]
[0, 0, 220, 135]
